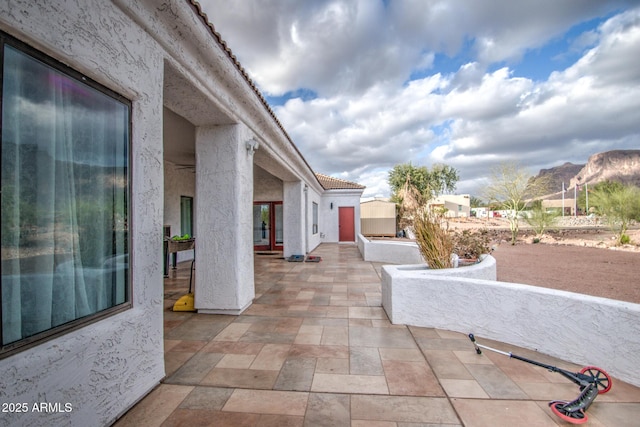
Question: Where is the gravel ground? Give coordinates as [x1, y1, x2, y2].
[378, 217, 640, 303]
[490, 239, 640, 304]
[452, 217, 640, 304]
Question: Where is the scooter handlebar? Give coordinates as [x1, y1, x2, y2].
[468, 333, 482, 354]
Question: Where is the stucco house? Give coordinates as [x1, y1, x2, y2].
[429, 194, 471, 218]
[0, 1, 363, 425]
[315, 173, 366, 243]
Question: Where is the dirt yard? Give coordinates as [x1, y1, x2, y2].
[448, 217, 640, 304]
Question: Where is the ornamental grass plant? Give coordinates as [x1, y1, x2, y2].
[414, 208, 454, 269]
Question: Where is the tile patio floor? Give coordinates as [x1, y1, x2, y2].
[115, 243, 640, 426]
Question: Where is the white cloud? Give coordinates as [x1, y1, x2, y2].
[442, 68, 533, 121]
[199, 1, 640, 198]
[202, 0, 634, 95]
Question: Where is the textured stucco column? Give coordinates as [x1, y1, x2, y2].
[195, 125, 255, 314]
[283, 181, 306, 258]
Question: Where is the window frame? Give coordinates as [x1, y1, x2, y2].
[180, 196, 194, 237]
[312, 202, 318, 235]
[0, 32, 133, 359]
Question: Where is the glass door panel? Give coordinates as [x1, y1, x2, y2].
[274, 203, 283, 249]
[253, 203, 270, 250]
[253, 202, 283, 251]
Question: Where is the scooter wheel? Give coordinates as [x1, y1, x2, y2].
[580, 366, 612, 394]
[550, 401, 588, 424]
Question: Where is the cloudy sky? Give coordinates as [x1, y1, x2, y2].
[198, 0, 640, 198]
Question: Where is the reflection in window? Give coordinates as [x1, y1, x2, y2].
[1, 38, 131, 353]
[253, 204, 270, 245]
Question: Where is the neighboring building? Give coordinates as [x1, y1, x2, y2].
[0, 1, 363, 425]
[361, 199, 397, 236]
[471, 207, 489, 218]
[316, 174, 366, 243]
[542, 198, 576, 216]
[429, 194, 471, 218]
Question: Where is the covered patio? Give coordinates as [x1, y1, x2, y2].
[116, 244, 640, 426]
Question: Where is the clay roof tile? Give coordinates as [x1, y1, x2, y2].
[315, 173, 366, 190]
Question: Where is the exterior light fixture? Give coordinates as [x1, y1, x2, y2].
[245, 138, 259, 154]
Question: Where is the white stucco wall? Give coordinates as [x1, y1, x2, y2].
[382, 259, 640, 388]
[307, 188, 323, 252]
[254, 165, 284, 201]
[195, 125, 255, 315]
[320, 190, 363, 243]
[357, 234, 425, 264]
[164, 161, 196, 263]
[283, 182, 306, 257]
[0, 2, 165, 426]
[163, 106, 196, 264]
[252, 172, 322, 255]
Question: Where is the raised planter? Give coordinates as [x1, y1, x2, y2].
[381, 256, 640, 388]
[357, 233, 424, 264]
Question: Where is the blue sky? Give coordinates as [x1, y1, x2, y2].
[505, 16, 607, 82]
[199, 1, 640, 198]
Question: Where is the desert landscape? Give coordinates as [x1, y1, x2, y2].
[447, 216, 640, 304]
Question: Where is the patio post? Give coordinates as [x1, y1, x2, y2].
[194, 124, 255, 314]
[283, 181, 306, 258]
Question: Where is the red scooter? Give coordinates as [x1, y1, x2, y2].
[469, 334, 612, 424]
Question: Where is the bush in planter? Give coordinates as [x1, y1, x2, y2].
[452, 228, 491, 260]
[414, 208, 454, 269]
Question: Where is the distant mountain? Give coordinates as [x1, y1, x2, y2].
[535, 150, 640, 200]
[536, 162, 585, 193]
[569, 150, 640, 189]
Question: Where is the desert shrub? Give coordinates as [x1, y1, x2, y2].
[620, 234, 631, 245]
[452, 229, 491, 259]
[524, 201, 559, 237]
[590, 183, 640, 245]
[414, 208, 454, 269]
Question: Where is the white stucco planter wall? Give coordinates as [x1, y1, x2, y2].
[382, 258, 640, 388]
[357, 234, 424, 264]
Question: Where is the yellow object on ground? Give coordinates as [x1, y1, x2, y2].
[172, 293, 195, 312]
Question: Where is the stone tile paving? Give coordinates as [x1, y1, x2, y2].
[116, 243, 640, 426]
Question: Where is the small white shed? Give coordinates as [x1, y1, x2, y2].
[360, 199, 397, 236]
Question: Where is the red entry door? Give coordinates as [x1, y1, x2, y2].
[338, 207, 355, 242]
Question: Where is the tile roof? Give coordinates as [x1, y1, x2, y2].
[316, 173, 366, 190]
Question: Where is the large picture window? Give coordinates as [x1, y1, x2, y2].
[1, 35, 131, 355]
